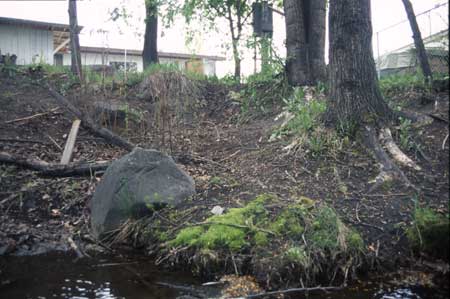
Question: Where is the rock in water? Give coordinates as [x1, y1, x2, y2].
[90, 148, 195, 238]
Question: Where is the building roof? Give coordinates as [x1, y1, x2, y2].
[79, 46, 226, 61]
[0, 16, 82, 32]
[376, 29, 449, 70]
[0, 16, 82, 52]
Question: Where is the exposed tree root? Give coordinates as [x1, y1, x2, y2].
[379, 128, 421, 171]
[362, 126, 418, 193]
[45, 83, 135, 151]
[0, 151, 110, 176]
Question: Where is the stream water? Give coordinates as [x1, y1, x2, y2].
[0, 253, 446, 299]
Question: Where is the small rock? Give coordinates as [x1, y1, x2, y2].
[211, 206, 224, 215]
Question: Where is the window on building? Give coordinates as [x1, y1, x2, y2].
[109, 61, 137, 72]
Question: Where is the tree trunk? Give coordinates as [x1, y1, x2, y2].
[232, 39, 241, 80]
[68, 0, 82, 81]
[327, 0, 393, 126]
[309, 0, 327, 83]
[284, 0, 326, 86]
[143, 0, 159, 69]
[284, 0, 308, 86]
[401, 0, 433, 83]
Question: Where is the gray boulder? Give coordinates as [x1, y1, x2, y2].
[90, 148, 195, 238]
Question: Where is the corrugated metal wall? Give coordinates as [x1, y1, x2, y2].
[0, 24, 53, 65]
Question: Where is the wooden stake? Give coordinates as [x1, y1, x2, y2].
[61, 119, 81, 165]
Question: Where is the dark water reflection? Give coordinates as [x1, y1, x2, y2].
[0, 254, 447, 299]
[0, 253, 198, 299]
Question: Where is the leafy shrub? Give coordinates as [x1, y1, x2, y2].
[271, 87, 326, 139]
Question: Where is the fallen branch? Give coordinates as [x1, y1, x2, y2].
[0, 151, 110, 176]
[4, 107, 60, 124]
[45, 83, 135, 151]
[230, 286, 343, 299]
[0, 138, 52, 145]
[379, 128, 421, 170]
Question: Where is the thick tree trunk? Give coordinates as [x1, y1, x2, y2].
[68, 0, 82, 80]
[401, 0, 433, 83]
[284, 0, 326, 86]
[327, 0, 393, 126]
[284, 0, 308, 86]
[309, 0, 327, 83]
[143, 0, 159, 69]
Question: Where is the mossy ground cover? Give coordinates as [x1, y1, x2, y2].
[159, 194, 365, 285]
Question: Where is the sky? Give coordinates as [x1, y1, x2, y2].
[0, 0, 448, 77]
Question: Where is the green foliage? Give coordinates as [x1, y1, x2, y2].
[379, 73, 428, 94]
[239, 67, 291, 117]
[406, 206, 449, 259]
[271, 87, 326, 138]
[398, 117, 413, 150]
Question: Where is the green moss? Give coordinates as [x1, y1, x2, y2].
[254, 232, 269, 246]
[171, 226, 203, 247]
[199, 224, 248, 251]
[169, 194, 276, 251]
[270, 207, 304, 238]
[406, 207, 449, 259]
[347, 230, 364, 251]
[169, 194, 364, 262]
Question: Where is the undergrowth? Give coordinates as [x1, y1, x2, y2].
[406, 205, 449, 260]
[270, 87, 348, 157]
[237, 64, 291, 119]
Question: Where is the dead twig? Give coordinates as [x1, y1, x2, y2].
[47, 134, 63, 151]
[442, 134, 449, 150]
[4, 107, 60, 124]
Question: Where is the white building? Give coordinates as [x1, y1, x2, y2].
[0, 16, 224, 76]
[0, 16, 72, 65]
[59, 46, 224, 76]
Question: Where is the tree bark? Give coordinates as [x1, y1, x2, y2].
[227, 3, 241, 80]
[283, 0, 326, 86]
[284, 0, 308, 85]
[68, 0, 82, 81]
[143, 0, 159, 69]
[327, 0, 393, 126]
[401, 0, 433, 83]
[309, 0, 327, 83]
